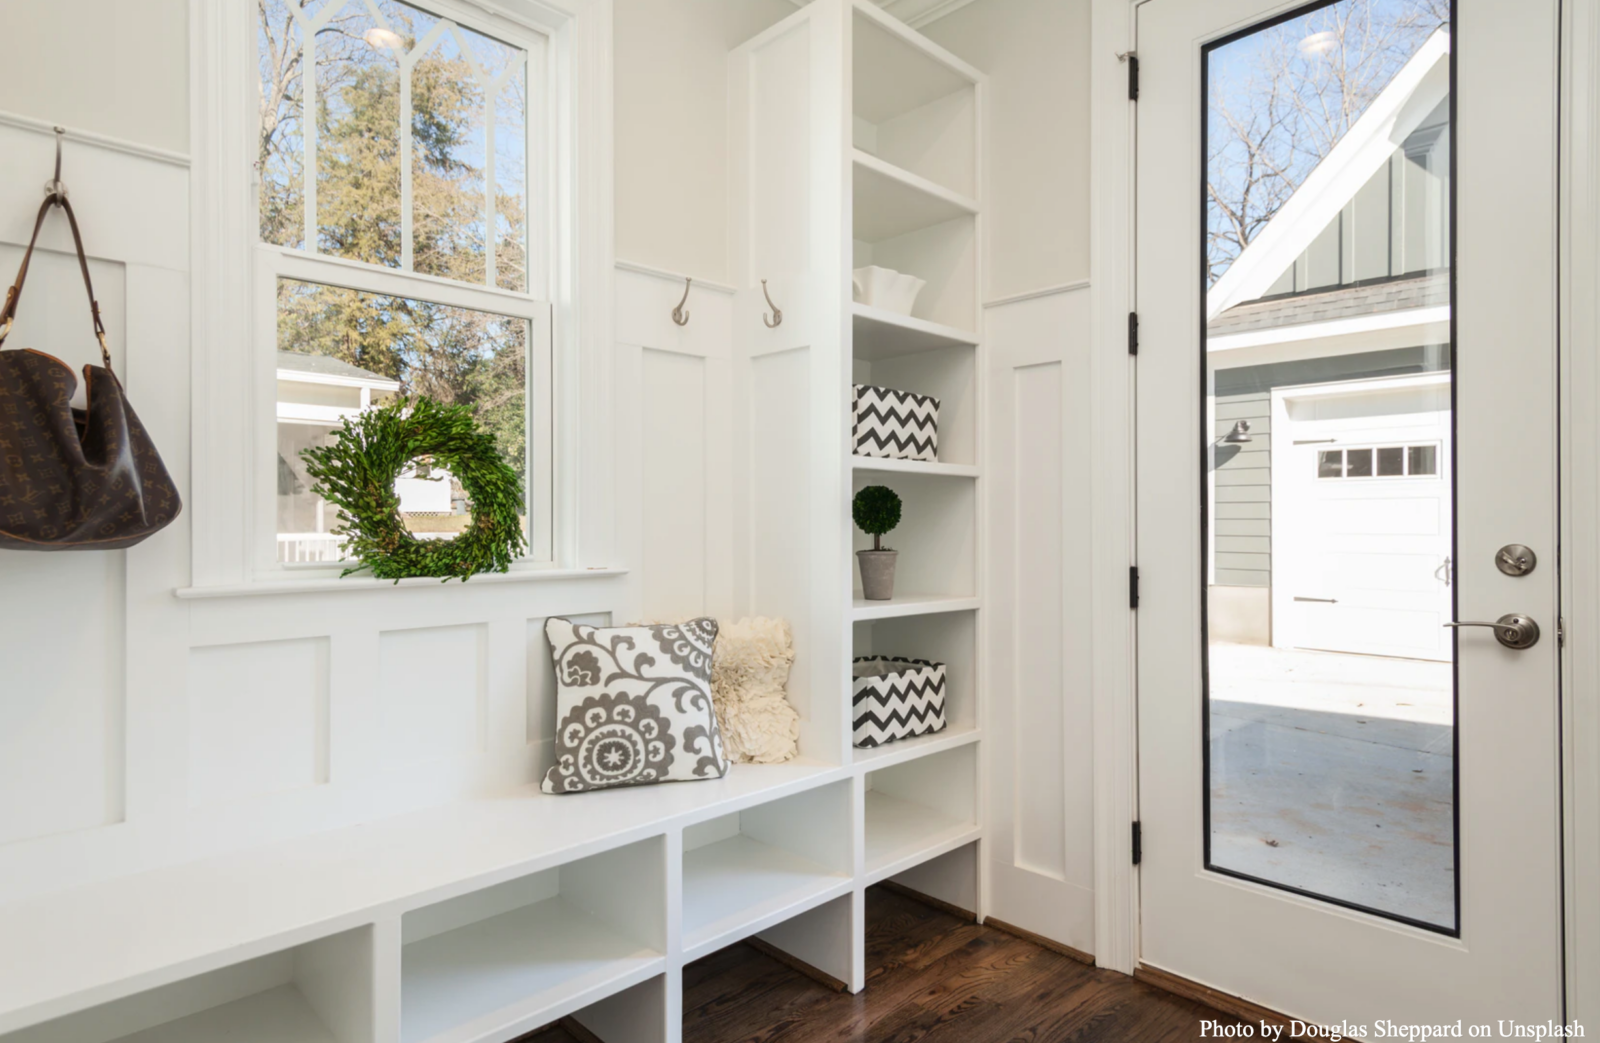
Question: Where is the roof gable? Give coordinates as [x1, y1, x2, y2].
[1206, 29, 1451, 321]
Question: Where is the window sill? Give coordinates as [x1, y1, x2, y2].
[174, 566, 628, 600]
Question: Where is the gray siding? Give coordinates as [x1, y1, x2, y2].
[1210, 346, 1449, 588]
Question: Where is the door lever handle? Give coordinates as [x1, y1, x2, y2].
[1444, 614, 1540, 650]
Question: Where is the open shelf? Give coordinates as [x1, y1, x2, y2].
[852, 456, 977, 479]
[853, 215, 976, 332]
[4, 929, 374, 1043]
[852, 3, 979, 199]
[108, 988, 338, 1043]
[853, 151, 977, 243]
[853, 329, 977, 466]
[681, 781, 853, 959]
[852, 469, 976, 601]
[853, 723, 979, 770]
[852, 304, 976, 361]
[400, 837, 666, 1043]
[851, 609, 978, 766]
[864, 745, 979, 882]
[852, 594, 979, 622]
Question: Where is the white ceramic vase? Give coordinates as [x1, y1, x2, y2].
[852, 266, 926, 316]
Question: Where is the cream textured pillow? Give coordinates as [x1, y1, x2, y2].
[712, 617, 800, 764]
[542, 617, 729, 794]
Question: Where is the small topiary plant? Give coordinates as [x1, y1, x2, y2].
[853, 485, 903, 551]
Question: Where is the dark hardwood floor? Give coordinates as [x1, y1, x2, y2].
[533, 885, 1247, 1043]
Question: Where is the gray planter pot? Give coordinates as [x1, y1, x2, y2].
[857, 549, 899, 601]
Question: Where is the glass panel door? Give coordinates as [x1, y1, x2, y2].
[1202, 0, 1456, 933]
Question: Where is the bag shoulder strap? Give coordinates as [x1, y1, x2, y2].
[0, 195, 112, 371]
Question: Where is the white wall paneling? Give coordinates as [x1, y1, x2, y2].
[377, 626, 489, 768]
[982, 285, 1096, 955]
[186, 639, 330, 808]
[612, 262, 737, 625]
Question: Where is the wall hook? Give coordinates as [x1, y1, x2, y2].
[672, 276, 692, 326]
[761, 279, 783, 328]
[44, 126, 67, 204]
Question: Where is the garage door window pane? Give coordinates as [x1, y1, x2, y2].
[1204, 0, 1455, 934]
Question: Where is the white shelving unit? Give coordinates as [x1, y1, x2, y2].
[852, 594, 981, 622]
[851, 303, 977, 361]
[864, 745, 980, 883]
[399, 838, 666, 1043]
[680, 782, 853, 960]
[844, 0, 986, 928]
[3, 928, 376, 1043]
[852, 456, 979, 479]
[0, 7, 988, 1043]
[851, 722, 979, 770]
[852, 151, 978, 243]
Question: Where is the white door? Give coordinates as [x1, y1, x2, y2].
[1137, 0, 1563, 1023]
[1273, 376, 1453, 661]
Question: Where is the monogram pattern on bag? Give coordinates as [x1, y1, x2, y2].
[0, 351, 181, 550]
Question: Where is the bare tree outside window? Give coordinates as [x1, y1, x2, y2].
[1206, 0, 1449, 286]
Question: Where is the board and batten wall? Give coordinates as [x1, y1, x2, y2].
[983, 286, 1097, 953]
[923, 0, 1099, 955]
[0, 2, 640, 908]
[0, 0, 786, 909]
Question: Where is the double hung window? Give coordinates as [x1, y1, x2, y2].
[256, 0, 552, 569]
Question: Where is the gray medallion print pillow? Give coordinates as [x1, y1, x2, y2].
[542, 617, 730, 794]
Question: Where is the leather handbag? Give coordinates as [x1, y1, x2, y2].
[0, 195, 180, 550]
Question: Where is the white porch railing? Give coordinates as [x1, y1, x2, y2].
[277, 533, 348, 563]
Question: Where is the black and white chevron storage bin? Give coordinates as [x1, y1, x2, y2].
[852, 657, 947, 748]
[853, 384, 940, 462]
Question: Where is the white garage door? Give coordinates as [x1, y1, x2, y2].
[1271, 375, 1452, 661]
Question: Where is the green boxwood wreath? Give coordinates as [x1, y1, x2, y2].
[300, 396, 528, 581]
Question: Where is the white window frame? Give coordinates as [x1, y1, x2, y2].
[191, 0, 615, 590]
[258, 249, 555, 575]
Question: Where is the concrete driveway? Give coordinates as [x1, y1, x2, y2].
[1207, 643, 1455, 929]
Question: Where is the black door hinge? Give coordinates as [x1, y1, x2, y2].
[1129, 566, 1140, 609]
[1128, 54, 1140, 101]
[1128, 312, 1139, 356]
[1132, 821, 1142, 865]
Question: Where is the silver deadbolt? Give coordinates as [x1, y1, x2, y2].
[1444, 613, 1540, 650]
[1496, 544, 1537, 576]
